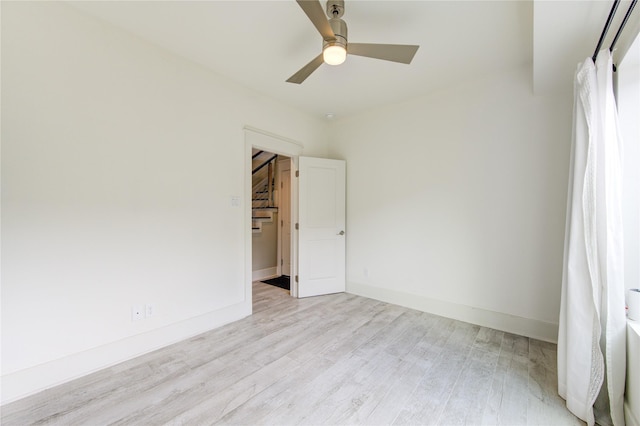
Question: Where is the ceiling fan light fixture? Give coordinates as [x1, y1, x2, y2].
[323, 45, 347, 65]
[286, 0, 419, 84]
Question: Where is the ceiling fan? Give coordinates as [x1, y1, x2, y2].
[287, 0, 420, 84]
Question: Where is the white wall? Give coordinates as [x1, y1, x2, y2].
[0, 2, 327, 403]
[252, 215, 278, 271]
[328, 65, 573, 342]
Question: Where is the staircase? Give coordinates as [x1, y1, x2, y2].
[252, 150, 278, 234]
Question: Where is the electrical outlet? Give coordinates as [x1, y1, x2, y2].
[145, 304, 154, 318]
[132, 305, 144, 321]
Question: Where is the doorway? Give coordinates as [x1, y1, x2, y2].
[245, 127, 302, 301]
[250, 149, 292, 292]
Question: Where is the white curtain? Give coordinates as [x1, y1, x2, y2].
[558, 49, 626, 426]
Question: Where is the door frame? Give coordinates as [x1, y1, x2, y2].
[244, 126, 302, 304]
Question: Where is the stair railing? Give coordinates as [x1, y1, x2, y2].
[252, 154, 277, 175]
[252, 154, 278, 208]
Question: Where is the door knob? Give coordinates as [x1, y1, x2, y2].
[337, 230, 345, 236]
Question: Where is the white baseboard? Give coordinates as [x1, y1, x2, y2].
[347, 281, 558, 343]
[0, 300, 251, 405]
[252, 267, 278, 281]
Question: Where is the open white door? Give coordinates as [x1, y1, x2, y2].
[298, 156, 346, 297]
[280, 162, 292, 277]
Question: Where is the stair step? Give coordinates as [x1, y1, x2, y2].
[252, 207, 278, 211]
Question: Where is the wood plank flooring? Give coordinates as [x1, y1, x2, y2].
[1, 282, 583, 425]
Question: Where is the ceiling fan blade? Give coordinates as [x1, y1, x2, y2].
[286, 53, 324, 84]
[296, 0, 336, 41]
[347, 43, 419, 64]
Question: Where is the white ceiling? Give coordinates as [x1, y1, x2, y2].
[68, 0, 639, 119]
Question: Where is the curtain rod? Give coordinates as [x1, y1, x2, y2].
[592, 0, 638, 63]
[609, 0, 638, 53]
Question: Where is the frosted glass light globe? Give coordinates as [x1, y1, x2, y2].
[323, 45, 347, 65]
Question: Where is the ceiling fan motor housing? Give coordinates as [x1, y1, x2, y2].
[323, 17, 348, 51]
[323, 0, 347, 50]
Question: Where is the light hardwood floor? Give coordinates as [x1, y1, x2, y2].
[2, 282, 583, 425]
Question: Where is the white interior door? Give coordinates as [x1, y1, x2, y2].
[280, 167, 291, 277]
[298, 156, 346, 297]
